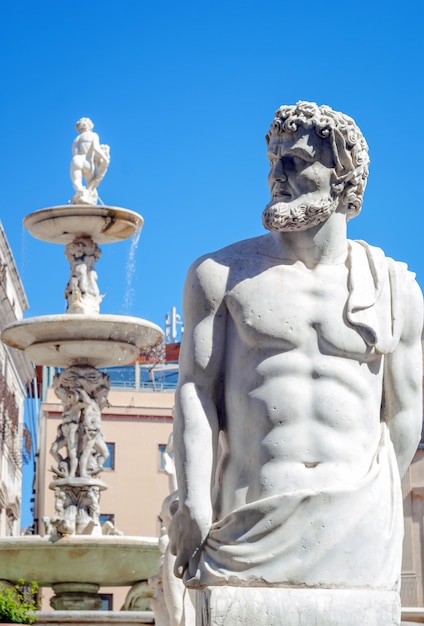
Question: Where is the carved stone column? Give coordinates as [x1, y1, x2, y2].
[50, 582, 102, 610]
[49, 365, 110, 535]
[64, 237, 103, 315]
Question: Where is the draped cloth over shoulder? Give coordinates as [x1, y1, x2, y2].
[346, 240, 413, 354]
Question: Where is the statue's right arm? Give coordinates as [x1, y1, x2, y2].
[90, 132, 110, 163]
[383, 276, 423, 478]
[169, 255, 228, 580]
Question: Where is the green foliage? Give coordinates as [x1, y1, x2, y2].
[0, 580, 39, 624]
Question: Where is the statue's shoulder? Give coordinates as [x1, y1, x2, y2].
[350, 239, 417, 284]
[192, 234, 272, 271]
[185, 235, 271, 298]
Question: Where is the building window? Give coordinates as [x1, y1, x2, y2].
[158, 443, 174, 472]
[100, 513, 115, 526]
[159, 444, 166, 470]
[103, 443, 115, 470]
[99, 593, 113, 610]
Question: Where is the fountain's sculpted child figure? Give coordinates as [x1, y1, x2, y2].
[70, 117, 110, 205]
[169, 103, 423, 616]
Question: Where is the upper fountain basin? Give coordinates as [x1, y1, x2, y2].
[24, 205, 143, 244]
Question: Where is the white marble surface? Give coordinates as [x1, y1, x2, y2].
[150, 432, 195, 626]
[70, 118, 110, 205]
[64, 237, 103, 314]
[170, 103, 423, 624]
[0, 535, 159, 587]
[1, 314, 163, 367]
[24, 205, 143, 244]
[197, 587, 401, 626]
[35, 611, 154, 625]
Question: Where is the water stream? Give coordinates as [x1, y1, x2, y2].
[122, 228, 141, 314]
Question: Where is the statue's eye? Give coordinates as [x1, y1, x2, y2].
[292, 156, 306, 168]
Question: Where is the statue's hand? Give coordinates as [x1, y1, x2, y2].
[169, 504, 211, 580]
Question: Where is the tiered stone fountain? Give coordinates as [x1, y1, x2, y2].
[0, 118, 163, 615]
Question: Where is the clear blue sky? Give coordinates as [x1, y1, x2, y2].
[0, 0, 422, 528]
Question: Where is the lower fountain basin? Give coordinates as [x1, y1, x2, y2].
[1, 314, 163, 368]
[0, 535, 159, 587]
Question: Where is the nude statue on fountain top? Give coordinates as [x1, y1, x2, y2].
[70, 117, 110, 205]
[169, 102, 423, 625]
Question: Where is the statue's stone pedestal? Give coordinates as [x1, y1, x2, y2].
[196, 587, 401, 626]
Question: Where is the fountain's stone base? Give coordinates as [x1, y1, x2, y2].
[196, 587, 401, 626]
[50, 583, 102, 610]
[35, 610, 154, 625]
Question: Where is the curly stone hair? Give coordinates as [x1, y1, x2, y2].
[266, 101, 370, 220]
[75, 117, 94, 133]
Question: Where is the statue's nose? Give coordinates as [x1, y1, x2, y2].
[270, 159, 287, 182]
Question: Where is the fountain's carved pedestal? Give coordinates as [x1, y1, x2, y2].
[48, 365, 110, 535]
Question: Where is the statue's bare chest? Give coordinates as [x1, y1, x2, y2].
[225, 262, 373, 359]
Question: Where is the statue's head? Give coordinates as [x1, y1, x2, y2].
[265, 102, 369, 222]
[75, 117, 94, 133]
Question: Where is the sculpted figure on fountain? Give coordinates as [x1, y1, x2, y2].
[49, 365, 110, 535]
[64, 237, 103, 314]
[169, 102, 424, 626]
[50, 379, 84, 478]
[78, 387, 110, 477]
[50, 365, 110, 480]
[70, 117, 110, 205]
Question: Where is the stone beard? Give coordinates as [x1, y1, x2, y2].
[262, 195, 339, 232]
